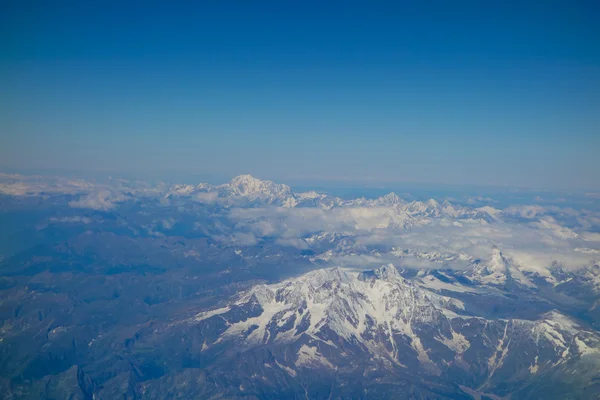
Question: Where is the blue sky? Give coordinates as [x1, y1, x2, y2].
[1, 1, 599, 189]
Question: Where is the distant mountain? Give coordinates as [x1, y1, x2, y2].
[166, 174, 299, 207]
[219, 174, 298, 207]
[466, 247, 535, 287]
[164, 175, 501, 222]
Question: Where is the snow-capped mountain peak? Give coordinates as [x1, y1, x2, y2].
[468, 246, 534, 287]
[360, 263, 404, 283]
[373, 192, 402, 206]
[489, 246, 508, 272]
[221, 174, 298, 206]
[469, 246, 509, 281]
[228, 174, 263, 188]
[227, 174, 289, 196]
[191, 265, 599, 393]
[195, 265, 465, 360]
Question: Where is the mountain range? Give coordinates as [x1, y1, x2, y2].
[161, 259, 600, 399]
[0, 173, 599, 399]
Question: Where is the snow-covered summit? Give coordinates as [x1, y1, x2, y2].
[373, 192, 403, 206]
[162, 175, 502, 226]
[219, 174, 297, 206]
[489, 246, 509, 272]
[359, 263, 404, 283]
[226, 175, 288, 196]
[196, 265, 463, 351]
[192, 264, 600, 380]
[467, 246, 534, 287]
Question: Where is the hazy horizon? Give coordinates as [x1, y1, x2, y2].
[2, 1, 600, 190]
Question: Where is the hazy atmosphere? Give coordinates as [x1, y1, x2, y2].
[2, 1, 600, 188]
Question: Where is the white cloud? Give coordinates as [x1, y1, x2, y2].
[226, 203, 600, 271]
[193, 192, 219, 204]
[504, 205, 547, 219]
[69, 190, 130, 211]
[0, 175, 93, 196]
[3, 172, 599, 273]
[276, 238, 309, 249]
[49, 216, 92, 224]
[582, 232, 600, 242]
[231, 232, 258, 246]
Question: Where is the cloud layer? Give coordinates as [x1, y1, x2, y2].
[2, 173, 599, 274]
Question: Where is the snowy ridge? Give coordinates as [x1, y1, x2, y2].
[391, 247, 475, 265]
[193, 265, 600, 377]
[195, 265, 465, 366]
[221, 175, 298, 207]
[163, 174, 501, 223]
[166, 174, 299, 207]
[198, 266, 462, 350]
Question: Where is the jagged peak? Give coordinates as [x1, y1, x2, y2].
[224, 174, 295, 204]
[404, 199, 443, 216]
[375, 263, 401, 279]
[284, 267, 352, 290]
[376, 192, 402, 205]
[296, 190, 324, 200]
[358, 264, 403, 283]
[549, 260, 564, 271]
[581, 262, 600, 276]
[487, 246, 510, 272]
[227, 174, 291, 192]
[306, 266, 349, 281]
[491, 245, 502, 255]
[229, 174, 267, 186]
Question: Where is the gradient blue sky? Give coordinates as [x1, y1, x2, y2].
[2, 1, 599, 189]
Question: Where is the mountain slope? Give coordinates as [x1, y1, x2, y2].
[183, 266, 600, 399]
